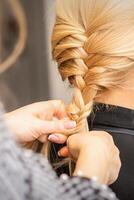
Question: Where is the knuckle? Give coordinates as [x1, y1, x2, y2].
[104, 132, 113, 140]
[103, 132, 114, 143]
[51, 100, 65, 111]
[114, 146, 120, 156]
[56, 100, 64, 106]
[92, 131, 114, 144]
[56, 121, 64, 130]
[118, 159, 121, 169]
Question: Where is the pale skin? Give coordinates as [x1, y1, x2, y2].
[4, 100, 76, 143]
[95, 68, 134, 110]
[67, 131, 121, 185]
[4, 100, 121, 185]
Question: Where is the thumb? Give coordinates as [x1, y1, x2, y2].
[35, 119, 76, 135]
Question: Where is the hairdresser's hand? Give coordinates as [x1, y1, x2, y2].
[60, 131, 121, 185]
[4, 100, 76, 143]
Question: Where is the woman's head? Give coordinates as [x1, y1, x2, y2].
[52, 0, 134, 132]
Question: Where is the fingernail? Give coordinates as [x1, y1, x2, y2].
[48, 135, 60, 143]
[64, 121, 76, 129]
[58, 151, 61, 157]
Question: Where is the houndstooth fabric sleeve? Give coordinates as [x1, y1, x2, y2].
[60, 175, 118, 200]
[0, 108, 118, 200]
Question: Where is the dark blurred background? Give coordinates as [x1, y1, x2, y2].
[0, 0, 70, 112]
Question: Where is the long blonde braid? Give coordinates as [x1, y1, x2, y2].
[52, 0, 134, 135]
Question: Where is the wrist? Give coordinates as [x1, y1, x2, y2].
[74, 146, 110, 184]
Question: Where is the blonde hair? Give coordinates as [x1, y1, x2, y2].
[52, 0, 134, 135]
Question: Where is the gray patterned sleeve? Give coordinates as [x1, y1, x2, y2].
[0, 113, 118, 200]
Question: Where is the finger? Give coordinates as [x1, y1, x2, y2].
[31, 100, 68, 120]
[36, 119, 76, 135]
[48, 134, 67, 144]
[58, 146, 70, 157]
[51, 100, 68, 119]
[38, 135, 48, 143]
